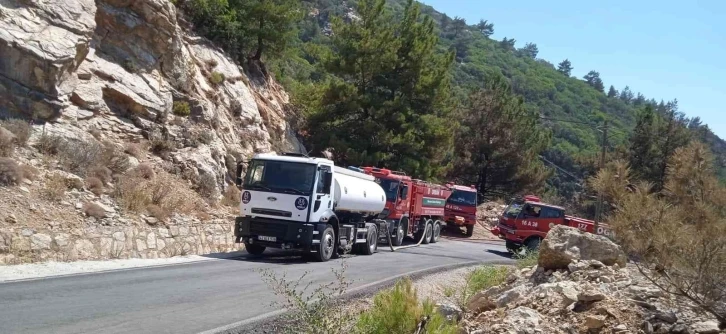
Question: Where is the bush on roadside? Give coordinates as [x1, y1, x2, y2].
[114, 169, 201, 217]
[0, 157, 21, 186]
[133, 163, 155, 179]
[83, 202, 107, 219]
[146, 204, 168, 222]
[357, 278, 457, 334]
[221, 185, 240, 207]
[515, 250, 539, 269]
[89, 166, 113, 185]
[196, 172, 217, 201]
[259, 261, 354, 334]
[461, 266, 510, 307]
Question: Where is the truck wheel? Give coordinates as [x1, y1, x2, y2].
[505, 240, 522, 254]
[422, 220, 433, 244]
[392, 220, 405, 246]
[359, 224, 378, 255]
[430, 221, 441, 243]
[312, 225, 335, 262]
[465, 224, 475, 237]
[525, 237, 542, 252]
[244, 242, 265, 256]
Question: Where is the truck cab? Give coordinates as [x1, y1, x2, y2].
[444, 184, 478, 237]
[234, 153, 386, 262]
[493, 195, 614, 252]
[360, 167, 412, 246]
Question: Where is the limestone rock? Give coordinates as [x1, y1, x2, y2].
[538, 225, 627, 270]
[436, 302, 462, 322]
[504, 307, 542, 332]
[585, 315, 607, 329]
[691, 321, 719, 334]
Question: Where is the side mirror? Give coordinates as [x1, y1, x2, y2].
[235, 162, 244, 188]
[323, 172, 333, 193]
[400, 185, 408, 200]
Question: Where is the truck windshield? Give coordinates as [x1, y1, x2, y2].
[243, 159, 316, 195]
[376, 178, 399, 202]
[503, 203, 523, 218]
[447, 190, 477, 206]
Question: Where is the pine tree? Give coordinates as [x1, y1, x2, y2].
[475, 19, 494, 37]
[520, 43, 538, 58]
[500, 37, 516, 52]
[634, 92, 646, 105]
[240, 0, 302, 60]
[619, 86, 634, 103]
[654, 100, 691, 190]
[440, 14, 451, 32]
[307, 0, 455, 179]
[450, 75, 551, 200]
[557, 59, 572, 76]
[607, 85, 618, 98]
[629, 105, 659, 182]
[452, 16, 467, 37]
[583, 70, 604, 92]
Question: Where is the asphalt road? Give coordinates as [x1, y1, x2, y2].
[0, 239, 511, 334]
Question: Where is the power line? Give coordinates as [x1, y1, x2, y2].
[538, 155, 584, 184]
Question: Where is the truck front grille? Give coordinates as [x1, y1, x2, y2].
[251, 208, 293, 217]
[249, 221, 288, 238]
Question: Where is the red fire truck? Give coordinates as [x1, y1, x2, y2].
[444, 184, 478, 237]
[491, 195, 614, 253]
[360, 167, 452, 246]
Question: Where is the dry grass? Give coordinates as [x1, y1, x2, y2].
[86, 176, 105, 196]
[133, 163, 155, 179]
[124, 142, 146, 160]
[35, 134, 63, 155]
[1, 119, 31, 147]
[196, 172, 217, 201]
[0, 127, 15, 157]
[20, 164, 38, 181]
[0, 157, 21, 186]
[146, 204, 168, 222]
[222, 185, 240, 207]
[114, 169, 202, 218]
[83, 202, 107, 219]
[42, 174, 69, 201]
[89, 166, 112, 185]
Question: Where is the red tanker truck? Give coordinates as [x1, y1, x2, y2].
[444, 184, 478, 237]
[359, 167, 452, 246]
[491, 195, 615, 253]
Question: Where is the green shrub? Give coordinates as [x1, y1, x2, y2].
[515, 250, 539, 269]
[172, 101, 191, 117]
[210, 71, 225, 85]
[356, 278, 457, 334]
[463, 266, 510, 302]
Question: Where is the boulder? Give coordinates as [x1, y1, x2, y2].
[538, 225, 627, 270]
[691, 321, 719, 334]
[585, 315, 607, 329]
[504, 307, 542, 333]
[436, 302, 462, 322]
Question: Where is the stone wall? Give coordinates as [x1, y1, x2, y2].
[0, 222, 240, 265]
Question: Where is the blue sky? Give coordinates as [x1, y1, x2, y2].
[421, 0, 726, 138]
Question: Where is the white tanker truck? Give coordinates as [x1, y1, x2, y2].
[234, 153, 388, 262]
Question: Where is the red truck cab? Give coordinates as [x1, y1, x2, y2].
[360, 167, 451, 246]
[492, 195, 614, 252]
[444, 184, 478, 236]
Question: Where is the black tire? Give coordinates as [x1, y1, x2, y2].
[505, 240, 522, 254]
[421, 220, 433, 244]
[430, 221, 441, 243]
[244, 242, 265, 256]
[392, 219, 405, 246]
[525, 237, 542, 252]
[465, 224, 475, 237]
[358, 224, 378, 255]
[312, 225, 335, 262]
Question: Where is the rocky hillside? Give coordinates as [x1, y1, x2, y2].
[461, 226, 723, 334]
[0, 0, 303, 264]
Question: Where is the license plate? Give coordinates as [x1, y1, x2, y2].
[258, 235, 276, 242]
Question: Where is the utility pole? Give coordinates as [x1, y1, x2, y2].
[594, 120, 608, 232]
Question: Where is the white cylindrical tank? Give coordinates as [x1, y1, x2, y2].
[333, 167, 385, 214]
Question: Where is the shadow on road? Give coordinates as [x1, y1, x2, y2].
[486, 249, 514, 259]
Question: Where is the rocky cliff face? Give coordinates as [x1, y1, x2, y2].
[0, 0, 303, 196]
